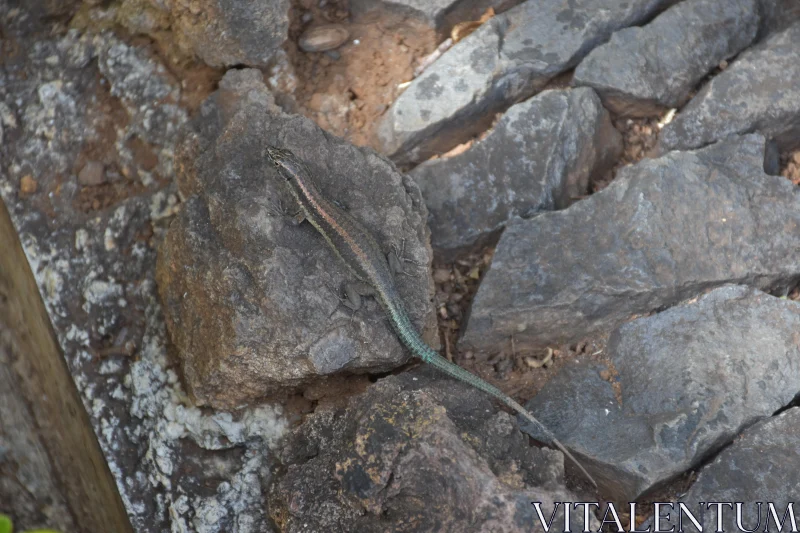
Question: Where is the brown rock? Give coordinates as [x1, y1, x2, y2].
[19, 175, 37, 196]
[298, 24, 349, 52]
[78, 161, 106, 186]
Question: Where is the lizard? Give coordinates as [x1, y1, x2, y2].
[266, 145, 597, 488]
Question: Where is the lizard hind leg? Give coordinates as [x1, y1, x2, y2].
[388, 239, 422, 277]
[326, 280, 375, 329]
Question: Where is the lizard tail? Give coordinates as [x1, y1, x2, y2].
[421, 349, 598, 489]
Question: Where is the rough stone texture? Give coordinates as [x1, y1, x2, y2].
[170, 0, 289, 67]
[461, 134, 800, 354]
[0, 8, 287, 531]
[659, 22, 800, 154]
[644, 408, 800, 532]
[377, 0, 677, 166]
[109, 0, 289, 67]
[159, 69, 436, 408]
[350, 0, 519, 34]
[410, 87, 621, 251]
[270, 368, 598, 533]
[521, 285, 800, 501]
[573, 0, 758, 117]
[756, 0, 800, 39]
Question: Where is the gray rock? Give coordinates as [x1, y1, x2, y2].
[521, 285, 800, 501]
[270, 368, 598, 533]
[350, 0, 517, 34]
[659, 22, 800, 154]
[573, 0, 758, 117]
[377, 0, 676, 166]
[160, 69, 436, 408]
[756, 0, 800, 39]
[461, 134, 800, 354]
[166, 0, 289, 67]
[410, 87, 621, 252]
[97, 34, 187, 148]
[644, 408, 800, 532]
[0, 18, 285, 531]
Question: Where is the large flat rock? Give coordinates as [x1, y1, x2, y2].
[377, 0, 676, 166]
[410, 87, 621, 252]
[659, 21, 800, 153]
[159, 69, 436, 408]
[521, 285, 800, 501]
[644, 408, 800, 531]
[461, 134, 800, 353]
[573, 0, 758, 116]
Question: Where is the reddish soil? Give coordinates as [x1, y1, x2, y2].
[284, 0, 437, 148]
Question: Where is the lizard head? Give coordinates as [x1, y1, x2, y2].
[266, 146, 304, 181]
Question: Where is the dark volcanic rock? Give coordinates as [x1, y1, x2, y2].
[461, 134, 800, 354]
[159, 69, 436, 408]
[756, 0, 800, 39]
[644, 408, 800, 532]
[573, 0, 758, 116]
[270, 369, 597, 533]
[521, 285, 800, 501]
[410, 87, 621, 252]
[659, 21, 800, 154]
[349, 0, 517, 34]
[377, 0, 676, 166]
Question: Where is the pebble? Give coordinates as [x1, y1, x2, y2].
[19, 174, 37, 195]
[298, 24, 350, 53]
[78, 161, 106, 186]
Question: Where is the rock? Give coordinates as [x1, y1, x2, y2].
[521, 285, 800, 501]
[659, 22, 800, 154]
[19, 175, 37, 196]
[643, 408, 800, 532]
[78, 161, 106, 186]
[350, 0, 516, 35]
[461, 134, 800, 354]
[756, 0, 800, 39]
[377, 0, 676, 166]
[297, 24, 349, 52]
[166, 0, 290, 67]
[269, 369, 598, 533]
[573, 0, 758, 117]
[159, 69, 436, 408]
[97, 34, 187, 148]
[410, 87, 621, 252]
[0, 17, 285, 531]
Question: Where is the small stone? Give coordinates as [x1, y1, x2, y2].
[19, 174, 37, 195]
[78, 161, 106, 186]
[298, 24, 349, 52]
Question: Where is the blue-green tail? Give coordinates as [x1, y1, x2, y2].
[383, 295, 597, 488]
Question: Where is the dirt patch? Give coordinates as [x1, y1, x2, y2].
[431, 247, 610, 404]
[593, 114, 664, 192]
[284, 0, 437, 148]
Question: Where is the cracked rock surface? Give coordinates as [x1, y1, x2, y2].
[573, 0, 758, 116]
[521, 285, 800, 501]
[461, 134, 800, 354]
[158, 69, 436, 408]
[411, 87, 621, 252]
[377, 0, 676, 166]
[643, 408, 800, 532]
[659, 21, 800, 154]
